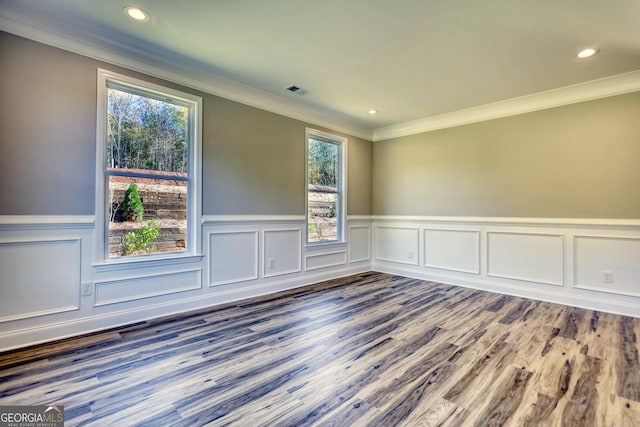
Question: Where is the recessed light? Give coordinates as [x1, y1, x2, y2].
[577, 48, 598, 59]
[368, 109, 378, 115]
[124, 6, 150, 22]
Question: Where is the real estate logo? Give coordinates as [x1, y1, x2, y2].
[0, 405, 64, 427]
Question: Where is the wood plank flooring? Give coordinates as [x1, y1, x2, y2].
[1, 272, 639, 426]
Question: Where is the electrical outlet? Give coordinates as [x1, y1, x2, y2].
[81, 282, 93, 296]
[408, 251, 414, 260]
[268, 258, 275, 269]
[602, 271, 613, 283]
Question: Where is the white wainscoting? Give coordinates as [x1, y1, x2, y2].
[208, 230, 259, 287]
[2, 214, 639, 350]
[372, 216, 640, 318]
[487, 232, 564, 286]
[349, 225, 371, 263]
[0, 237, 81, 322]
[305, 250, 347, 271]
[424, 228, 480, 274]
[0, 215, 371, 351]
[95, 269, 202, 306]
[263, 228, 302, 277]
[374, 226, 419, 265]
[574, 235, 640, 298]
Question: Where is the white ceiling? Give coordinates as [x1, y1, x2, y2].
[2, 0, 640, 139]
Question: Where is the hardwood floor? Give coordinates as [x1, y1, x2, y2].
[1, 272, 639, 426]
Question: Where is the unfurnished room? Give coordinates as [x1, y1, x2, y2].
[0, 1, 639, 426]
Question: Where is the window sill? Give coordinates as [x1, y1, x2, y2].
[305, 241, 348, 250]
[94, 253, 204, 273]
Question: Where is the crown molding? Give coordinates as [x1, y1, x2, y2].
[373, 70, 640, 141]
[0, 15, 373, 141]
[2, 8, 638, 144]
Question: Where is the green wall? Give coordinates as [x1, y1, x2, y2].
[0, 32, 372, 216]
[373, 92, 640, 218]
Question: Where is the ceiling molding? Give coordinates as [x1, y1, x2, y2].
[0, 15, 374, 141]
[2, 8, 639, 145]
[373, 70, 640, 141]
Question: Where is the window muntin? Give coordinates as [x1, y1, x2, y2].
[97, 69, 201, 261]
[306, 129, 346, 244]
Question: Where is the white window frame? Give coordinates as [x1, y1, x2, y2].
[305, 128, 347, 245]
[95, 68, 203, 263]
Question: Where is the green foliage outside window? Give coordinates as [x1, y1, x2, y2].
[308, 139, 338, 188]
[118, 182, 144, 222]
[122, 220, 160, 255]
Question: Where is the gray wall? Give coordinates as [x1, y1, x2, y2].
[0, 32, 372, 216]
[373, 92, 640, 218]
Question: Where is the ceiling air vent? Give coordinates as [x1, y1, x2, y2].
[285, 85, 307, 95]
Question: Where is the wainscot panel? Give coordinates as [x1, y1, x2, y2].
[305, 250, 347, 271]
[374, 226, 419, 265]
[0, 237, 81, 322]
[263, 228, 302, 277]
[371, 217, 640, 318]
[208, 230, 259, 287]
[487, 231, 564, 286]
[424, 228, 480, 274]
[95, 269, 202, 306]
[349, 225, 371, 263]
[574, 235, 640, 298]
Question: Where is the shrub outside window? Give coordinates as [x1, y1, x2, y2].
[96, 69, 202, 260]
[306, 128, 346, 244]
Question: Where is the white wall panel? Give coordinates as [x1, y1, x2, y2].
[424, 229, 480, 274]
[574, 236, 640, 297]
[263, 229, 302, 277]
[0, 238, 81, 322]
[209, 230, 258, 286]
[487, 232, 564, 286]
[375, 226, 419, 265]
[305, 251, 347, 271]
[349, 225, 371, 263]
[95, 269, 202, 306]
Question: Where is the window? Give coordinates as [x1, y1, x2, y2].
[306, 128, 346, 244]
[96, 69, 202, 260]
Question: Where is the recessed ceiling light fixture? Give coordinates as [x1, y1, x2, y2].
[124, 6, 150, 22]
[368, 109, 378, 115]
[577, 47, 598, 59]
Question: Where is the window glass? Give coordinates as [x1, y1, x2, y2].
[307, 131, 344, 244]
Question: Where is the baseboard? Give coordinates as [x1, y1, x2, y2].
[373, 263, 640, 318]
[0, 264, 370, 352]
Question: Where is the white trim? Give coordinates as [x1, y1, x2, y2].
[485, 231, 565, 286]
[95, 68, 203, 262]
[0, 263, 370, 352]
[202, 215, 306, 224]
[262, 228, 303, 278]
[423, 228, 481, 275]
[304, 250, 347, 271]
[305, 128, 348, 245]
[348, 224, 371, 263]
[373, 71, 640, 141]
[0, 215, 95, 228]
[94, 268, 203, 307]
[374, 263, 640, 319]
[371, 215, 640, 229]
[208, 230, 260, 287]
[0, 15, 372, 141]
[3, 13, 639, 143]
